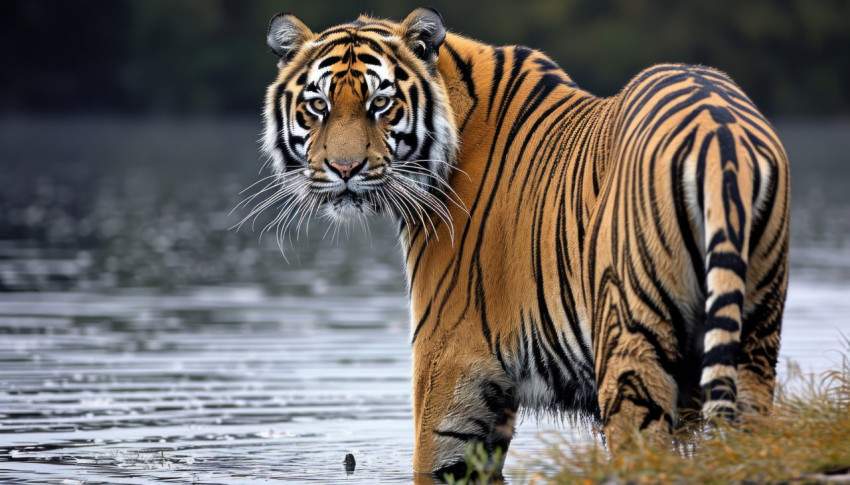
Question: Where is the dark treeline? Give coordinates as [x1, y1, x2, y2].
[2, 0, 848, 116]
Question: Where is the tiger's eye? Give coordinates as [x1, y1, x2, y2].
[310, 98, 327, 112]
[372, 96, 389, 109]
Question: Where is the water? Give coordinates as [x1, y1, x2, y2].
[1, 117, 848, 483]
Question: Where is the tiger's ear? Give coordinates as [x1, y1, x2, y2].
[401, 7, 446, 62]
[267, 13, 313, 62]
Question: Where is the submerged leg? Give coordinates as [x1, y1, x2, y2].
[412, 337, 518, 480]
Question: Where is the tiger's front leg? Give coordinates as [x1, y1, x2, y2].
[411, 333, 518, 480]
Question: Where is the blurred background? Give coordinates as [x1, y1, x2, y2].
[4, 0, 850, 116]
[1, 1, 849, 483]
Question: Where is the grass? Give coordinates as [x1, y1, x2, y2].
[454, 346, 850, 484]
[532, 350, 850, 484]
[444, 442, 505, 485]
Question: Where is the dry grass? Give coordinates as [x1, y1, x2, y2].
[523, 347, 850, 485]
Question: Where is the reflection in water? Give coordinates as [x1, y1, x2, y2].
[0, 118, 848, 483]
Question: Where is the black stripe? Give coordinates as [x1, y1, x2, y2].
[411, 302, 432, 344]
[495, 47, 533, 123]
[318, 56, 341, 69]
[696, 131, 714, 213]
[746, 132, 780, 254]
[357, 53, 381, 65]
[394, 65, 409, 81]
[670, 130, 705, 286]
[756, 240, 787, 291]
[494, 337, 509, 374]
[707, 252, 746, 280]
[702, 377, 737, 400]
[707, 230, 727, 252]
[444, 42, 478, 134]
[707, 290, 744, 318]
[525, 313, 551, 383]
[486, 48, 505, 119]
[718, 128, 747, 253]
[357, 27, 393, 36]
[407, 224, 427, 292]
[474, 259, 494, 353]
[706, 316, 741, 332]
[434, 430, 487, 442]
[646, 135, 672, 255]
[701, 342, 740, 368]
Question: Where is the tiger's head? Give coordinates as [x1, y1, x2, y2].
[257, 8, 458, 236]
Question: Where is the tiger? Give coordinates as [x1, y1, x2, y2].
[252, 7, 790, 479]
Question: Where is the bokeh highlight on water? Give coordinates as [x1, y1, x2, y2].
[1, 117, 849, 483]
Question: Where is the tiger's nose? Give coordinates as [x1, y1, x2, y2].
[327, 159, 366, 182]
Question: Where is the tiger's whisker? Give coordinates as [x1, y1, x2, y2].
[389, 169, 469, 218]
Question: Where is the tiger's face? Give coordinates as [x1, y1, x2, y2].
[259, 8, 458, 230]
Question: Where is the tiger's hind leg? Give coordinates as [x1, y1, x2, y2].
[592, 268, 680, 451]
[737, 150, 790, 416]
[737, 279, 785, 416]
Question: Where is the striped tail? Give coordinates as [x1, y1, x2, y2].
[699, 122, 754, 421]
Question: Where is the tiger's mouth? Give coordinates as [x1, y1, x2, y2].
[332, 189, 362, 205]
[324, 187, 371, 217]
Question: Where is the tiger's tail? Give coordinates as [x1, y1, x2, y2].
[698, 119, 755, 421]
